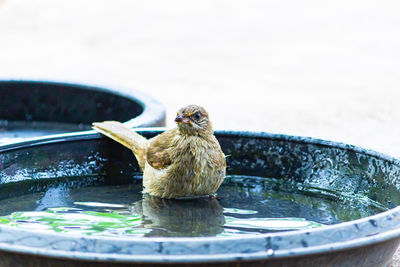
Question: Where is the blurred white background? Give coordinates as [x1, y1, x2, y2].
[1, 0, 400, 157]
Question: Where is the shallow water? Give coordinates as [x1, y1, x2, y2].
[0, 175, 387, 237]
[0, 120, 89, 144]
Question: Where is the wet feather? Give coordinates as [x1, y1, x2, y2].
[92, 105, 226, 199]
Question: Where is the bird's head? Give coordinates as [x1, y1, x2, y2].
[175, 105, 213, 136]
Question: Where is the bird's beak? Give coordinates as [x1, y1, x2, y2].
[175, 114, 190, 124]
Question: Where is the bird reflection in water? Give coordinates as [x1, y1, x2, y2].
[133, 194, 225, 237]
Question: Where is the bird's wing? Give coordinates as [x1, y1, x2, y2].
[146, 128, 177, 169]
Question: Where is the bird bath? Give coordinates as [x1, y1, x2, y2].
[0, 80, 166, 144]
[0, 130, 400, 266]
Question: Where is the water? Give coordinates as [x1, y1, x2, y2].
[0, 175, 387, 238]
[0, 120, 89, 144]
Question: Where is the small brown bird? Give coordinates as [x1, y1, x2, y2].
[92, 104, 226, 199]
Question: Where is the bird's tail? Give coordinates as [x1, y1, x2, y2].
[92, 121, 148, 169]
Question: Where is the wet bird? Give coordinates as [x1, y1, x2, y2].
[92, 105, 226, 199]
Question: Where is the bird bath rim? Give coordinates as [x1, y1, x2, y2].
[0, 129, 399, 263]
[0, 79, 166, 132]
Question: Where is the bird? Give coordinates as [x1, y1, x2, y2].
[92, 104, 226, 199]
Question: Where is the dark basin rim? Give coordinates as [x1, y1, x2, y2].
[0, 129, 399, 262]
[0, 227, 399, 264]
[0, 79, 166, 128]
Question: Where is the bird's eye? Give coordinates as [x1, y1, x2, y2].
[194, 112, 201, 120]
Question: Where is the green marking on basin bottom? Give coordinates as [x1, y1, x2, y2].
[0, 205, 322, 237]
[0, 207, 150, 237]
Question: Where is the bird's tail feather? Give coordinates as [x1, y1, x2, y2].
[92, 121, 148, 169]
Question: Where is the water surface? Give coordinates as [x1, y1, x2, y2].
[0, 175, 386, 237]
[0, 120, 89, 144]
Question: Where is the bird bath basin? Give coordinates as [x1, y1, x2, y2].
[0, 130, 400, 266]
[0, 80, 166, 144]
